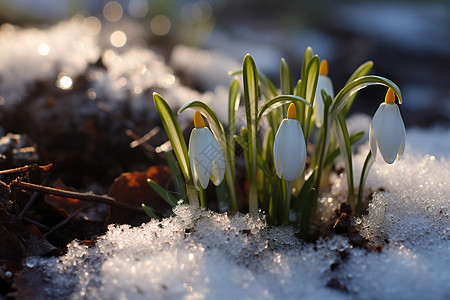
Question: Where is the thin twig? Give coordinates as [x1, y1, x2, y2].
[0, 163, 53, 175]
[10, 180, 146, 215]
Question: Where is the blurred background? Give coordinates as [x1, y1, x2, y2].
[0, 0, 449, 126]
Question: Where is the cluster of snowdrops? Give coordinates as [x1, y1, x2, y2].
[145, 47, 406, 239]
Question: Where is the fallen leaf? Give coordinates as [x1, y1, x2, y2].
[107, 165, 173, 226]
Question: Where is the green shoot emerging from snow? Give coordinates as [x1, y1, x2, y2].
[148, 47, 405, 240]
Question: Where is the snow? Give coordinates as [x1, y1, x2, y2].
[0, 17, 99, 103]
[0, 17, 230, 125]
[24, 126, 449, 299]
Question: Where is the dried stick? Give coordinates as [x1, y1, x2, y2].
[0, 163, 53, 175]
[10, 180, 146, 214]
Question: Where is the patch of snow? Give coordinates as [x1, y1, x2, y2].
[27, 125, 450, 299]
[0, 16, 100, 103]
[171, 45, 241, 91]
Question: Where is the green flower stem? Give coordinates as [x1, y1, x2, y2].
[357, 151, 374, 216]
[283, 181, 293, 226]
[187, 184, 199, 207]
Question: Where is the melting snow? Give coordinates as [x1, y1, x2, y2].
[25, 127, 449, 299]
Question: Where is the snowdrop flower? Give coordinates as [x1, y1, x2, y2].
[188, 111, 225, 190]
[369, 88, 406, 164]
[274, 103, 307, 181]
[313, 60, 334, 128]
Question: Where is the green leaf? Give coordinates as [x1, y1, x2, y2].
[178, 101, 227, 149]
[228, 79, 240, 179]
[229, 70, 277, 101]
[141, 204, 159, 219]
[300, 47, 313, 86]
[334, 112, 355, 207]
[330, 76, 402, 118]
[342, 61, 374, 117]
[242, 54, 259, 212]
[345, 61, 374, 86]
[147, 179, 178, 207]
[357, 151, 374, 216]
[256, 95, 310, 128]
[153, 93, 190, 180]
[302, 56, 320, 141]
[280, 58, 293, 95]
[259, 72, 278, 100]
[324, 131, 364, 168]
[305, 56, 320, 104]
[165, 150, 187, 201]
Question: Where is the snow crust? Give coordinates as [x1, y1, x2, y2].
[26, 127, 449, 300]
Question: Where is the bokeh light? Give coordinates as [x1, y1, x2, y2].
[38, 43, 50, 56]
[57, 73, 73, 90]
[103, 1, 123, 22]
[110, 30, 127, 47]
[151, 15, 171, 36]
[82, 16, 101, 36]
[128, 0, 149, 19]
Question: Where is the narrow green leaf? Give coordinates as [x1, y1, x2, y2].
[324, 131, 364, 168]
[357, 151, 374, 216]
[243, 54, 259, 212]
[141, 204, 159, 219]
[294, 79, 305, 125]
[342, 61, 374, 116]
[228, 79, 240, 180]
[345, 61, 374, 86]
[153, 93, 190, 180]
[256, 95, 310, 128]
[259, 72, 278, 100]
[330, 76, 402, 117]
[305, 56, 320, 103]
[229, 70, 277, 101]
[165, 150, 187, 201]
[178, 101, 227, 149]
[302, 56, 320, 141]
[280, 58, 293, 95]
[300, 47, 313, 85]
[147, 179, 178, 207]
[334, 112, 355, 207]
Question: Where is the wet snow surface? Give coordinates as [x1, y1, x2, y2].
[26, 127, 450, 299]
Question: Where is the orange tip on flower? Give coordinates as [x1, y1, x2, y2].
[319, 60, 329, 76]
[385, 88, 396, 104]
[194, 111, 205, 128]
[287, 103, 296, 119]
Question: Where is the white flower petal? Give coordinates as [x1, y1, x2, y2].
[369, 110, 380, 161]
[313, 76, 334, 128]
[188, 128, 200, 190]
[376, 104, 404, 164]
[189, 128, 213, 189]
[273, 129, 283, 179]
[369, 103, 406, 164]
[206, 130, 225, 186]
[273, 119, 306, 181]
